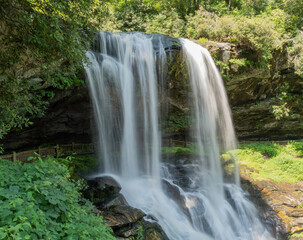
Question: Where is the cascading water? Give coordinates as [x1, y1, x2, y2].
[84, 32, 274, 240]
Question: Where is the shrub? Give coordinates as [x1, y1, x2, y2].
[0, 157, 116, 240]
[186, 8, 217, 40]
[240, 142, 281, 158]
[145, 10, 186, 38]
[288, 31, 303, 77]
[112, 0, 156, 32]
[186, 8, 283, 67]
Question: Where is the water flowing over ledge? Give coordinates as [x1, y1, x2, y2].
[84, 31, 274, 240]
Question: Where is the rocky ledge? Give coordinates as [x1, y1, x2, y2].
[241, 165, 303, 240]
[83, 176, 168, 240]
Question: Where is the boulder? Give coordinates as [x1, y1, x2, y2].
[83, 175, 122, 207]
[101, 205, 146, 229]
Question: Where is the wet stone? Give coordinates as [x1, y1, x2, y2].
[101, 205, 146, 228]
[241, 165, 303, 238]
[83, 175, 121, 206]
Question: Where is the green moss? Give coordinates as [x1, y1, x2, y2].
[162, 146, 192, 156]
[236, 141, 303, 183]
[291, 231, 303, 239]
[168, 52, 188, 84]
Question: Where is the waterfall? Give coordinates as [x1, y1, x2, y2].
[84, 32, 273, 240]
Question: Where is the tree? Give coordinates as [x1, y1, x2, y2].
[0, 0, 101, 150]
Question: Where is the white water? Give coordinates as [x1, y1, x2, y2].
[85, 32, 273, 240]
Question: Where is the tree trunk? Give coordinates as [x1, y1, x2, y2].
[228, 0, 231, 10]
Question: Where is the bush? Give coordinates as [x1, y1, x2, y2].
[0, 157, 115, 240]
[186, 8, 283, 67]
[113, 0, 156, 32]
[240, 142, 282, 158]
[145, 10, 186, 38]
[288, 31, 303, 77]
[186, 8, 217, 40]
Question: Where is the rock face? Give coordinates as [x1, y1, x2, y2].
[208, 42, 303, 141]
[83, 176, 122, 207]
[241, 165, 303, 239]
[2, 85, 94, 151]
[84, 176, 169, 240]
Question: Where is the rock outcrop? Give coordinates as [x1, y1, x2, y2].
[205, 41, 303, 141]
[241, 165, 303, 239]
[84, 175, 169, 240]
[2, 85, 94, 151]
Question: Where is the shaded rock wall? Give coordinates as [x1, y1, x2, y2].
[2, 86, 94, 151]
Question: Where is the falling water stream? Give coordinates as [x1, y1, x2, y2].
[84, 32, 274, 240]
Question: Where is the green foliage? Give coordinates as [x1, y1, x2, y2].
[145, 10, 186, 38]
[281, 0, 303, 30]
[136, 225, 144, 240]
[0, 77, 54, 151]
[291, 232, 303, 239]
[100, 0, 303, 81]
[291, 141, 303, 155]
[0, 157, 116, 240]
[229, 58, 248, 67]
[162, 146, 192, 155]
[271, 103, 290, 120]
[113, 0, 156, 32]
[0, 0, 101, 144]
[288, 31, 303, 77]
[238, 0, 269, 16]
[48, 74, 85, 90]
[237, 141, 303, 183]
[58, 154, 98, 179]
[186, 9, 283, 67]
[164, 114, 190, 134]
[271, 83, 292, 120]
[240, 142, 282, 157]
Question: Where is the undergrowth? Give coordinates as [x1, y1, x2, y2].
[236, 141, 303, 183]
[0, 156, 116, 240]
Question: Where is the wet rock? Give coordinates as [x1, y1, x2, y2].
[105, 193, 128, 208]
[82, 172, 168, 240]
[161, 179, 190, 219]
[151, 34, 182, 53]
[83, 176, 122, 206]
[241, 165, 303, 239]
[101, 205, 146, 229]
[141, 220, 169, 240]
[115, 222, 141, 238]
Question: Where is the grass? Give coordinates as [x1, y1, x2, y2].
[162, 146, 192, 156]
[291, 232, 303, 239]
[235, 141, 303, 183]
